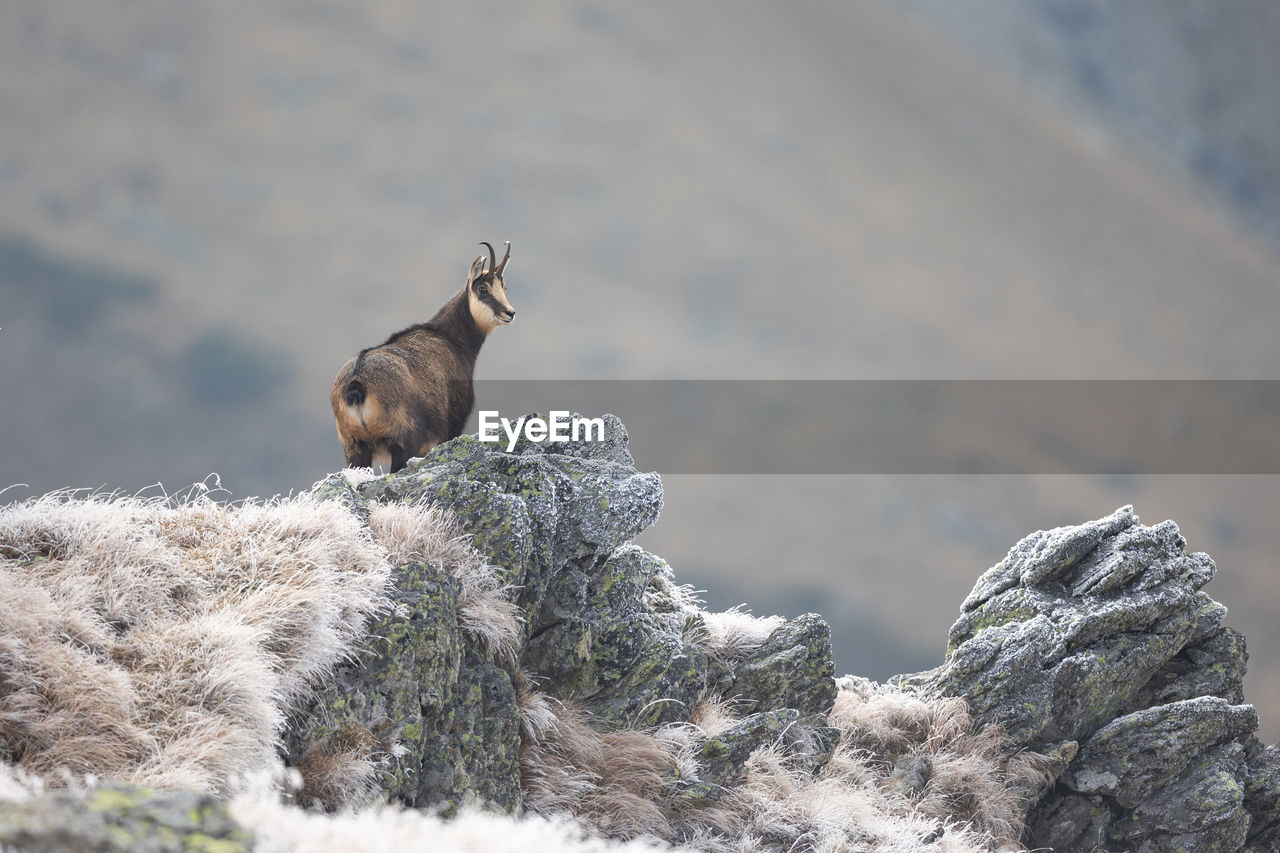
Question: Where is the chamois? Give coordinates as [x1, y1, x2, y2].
[330, 241, 515, 471]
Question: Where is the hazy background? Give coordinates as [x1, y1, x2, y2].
[3, 2, 1279, 737]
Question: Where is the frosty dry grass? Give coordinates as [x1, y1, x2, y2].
[830, 676, 1051, 846]
[518, 678, 675, 842]
[292, 719, 386, 810]
[367, 502, 521, 657]
[0, 489, 517, 797]
[686, 607, 784, 665]
[519, 674, 1043, 853]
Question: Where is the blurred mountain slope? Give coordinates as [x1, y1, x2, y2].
[899, 0, 1280, 250]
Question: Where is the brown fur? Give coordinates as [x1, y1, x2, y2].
[331, 242, 515, 471]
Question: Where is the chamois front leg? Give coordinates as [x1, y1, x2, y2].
[389, 444, 415, 473]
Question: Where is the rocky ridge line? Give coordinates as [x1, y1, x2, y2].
[3, 415, 1278, 852]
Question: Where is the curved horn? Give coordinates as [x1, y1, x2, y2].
[495, 241, 511, 276]
[479, 241, 497, 273]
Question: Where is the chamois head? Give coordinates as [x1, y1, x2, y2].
[467, 241, 515, 335]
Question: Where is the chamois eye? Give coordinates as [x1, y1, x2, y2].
[477, 284, 489, 295]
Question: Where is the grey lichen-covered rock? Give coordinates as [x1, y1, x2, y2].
[348, 415, 840, 732]
[912, 506, 1224, 749]
[528, 544, 786, 728]
[524, 545, 706, 726]
[0, 786, 252, 852]
[694, 710, 802, 791]
[1245, 742, 1280, 849]
[716, 613, 838, 717]
[907, 506, 1277, 852]
[1124, 624, 1248, 712]
[1110, 742, 1252, 852]
[358, 414, 662, 634]
[717, 711, 835, 788]
[309, 470, 371, 526]
[284, 560, 522, 814]
[1027, 792, 1115, 852]
[287, 413, 840, 815]
[579, 632, 708, 728]
[1062, 698, 1257, 808]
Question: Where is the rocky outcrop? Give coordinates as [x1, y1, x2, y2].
[290, 414, 836, 815]
[904, 505, 1276, 851]
[282, 558, 524, 813]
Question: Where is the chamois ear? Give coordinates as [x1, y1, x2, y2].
[495, 241, 511, 277]
[467, 254, 486, 286]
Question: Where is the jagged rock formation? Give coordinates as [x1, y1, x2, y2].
[3, 416, 1279, 852]
[904, 505, 1279, 851]
[293, 415, 838, 816]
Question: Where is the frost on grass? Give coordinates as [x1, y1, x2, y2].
[518, 670, 1045, 853]
[518, 679, 675, 842]
[0, 491, 390, 793]
[686, 606, 785, 665]
[0, 488, 517, 798]
[368, 501, 521, 658]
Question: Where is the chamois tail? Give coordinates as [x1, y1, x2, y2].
[342, 379, 366, 408]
